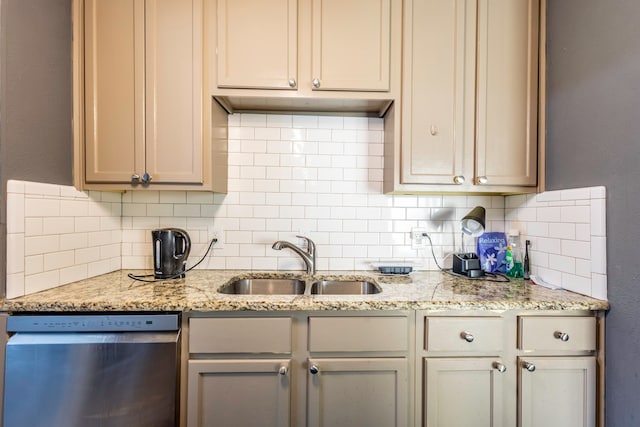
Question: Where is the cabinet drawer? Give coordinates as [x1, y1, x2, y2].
[519, 316, 596, 352]
[189, 317, 292, 354]
[309, 316, 408, 352]
[425, 317, 503, 353]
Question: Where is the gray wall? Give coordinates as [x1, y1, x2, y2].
[546, 1, 640, 425]
[0, 0, 73, 296]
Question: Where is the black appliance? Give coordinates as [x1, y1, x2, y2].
[152, 228, 191, 279]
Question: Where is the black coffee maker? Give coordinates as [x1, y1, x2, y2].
[152, 228, 191, 279]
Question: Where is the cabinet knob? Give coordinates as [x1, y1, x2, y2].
[522, 361, 536, 372]
[309, 364, 319, 375]
[142, 172, 152, 183]
[288, 78, 297, 88]
[554, 331, 570, 342]
[476, 176, 489, 185]
[453, 175, 465, 185]
[131, 174, 141, 182]
[278, 365, 288, 376]
[492, 361, 507, 373]
[430, 125, 438, 136]
[460, 331, 474, 343]
[312, 78, 321, 89]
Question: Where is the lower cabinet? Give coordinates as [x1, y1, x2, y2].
[518, 356, 596, 427]
[307, 357, 408, 427]
[186, 312, 411, 427]
[423, 358, 505, 427]
[188, 359, 291, 427]
[417, 311, 601, 427]
[185, 310, 601, 427]
[517, 315, 598, 427]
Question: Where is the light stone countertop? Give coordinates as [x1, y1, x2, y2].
[1, 270, 609, 312]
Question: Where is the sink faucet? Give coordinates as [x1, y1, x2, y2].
[272, 235, 316, 275]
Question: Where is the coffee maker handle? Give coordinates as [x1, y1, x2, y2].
[174, 231, 191, 261]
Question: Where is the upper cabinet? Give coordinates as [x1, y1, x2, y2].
[209, 0, 401, 116]
[216, 0, 298, 90]
[74, 0, 228, 192]
[384, 0, 540, 193]
[310, 0, 391, 92]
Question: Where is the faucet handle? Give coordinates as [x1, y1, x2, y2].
[296, 235, 315, 255]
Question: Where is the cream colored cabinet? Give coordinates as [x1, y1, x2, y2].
[386, 0, 539, 193]
[417, 312, 601, 427]
[186, 313, 411, 427]
[187, 317, 293, 427]
[517, 316, 597, 427]
[76, 0, 228, 192]
[310, 0, 391, 92]
[518, 357, 595, 427]
[307, 357, 408, 427]
[307, 316, 410, 427]
[215, 0, 297, 90]
[209, 0, 401, 115]
[419, 316, 507, 427]
[188, 359, 291, 427]
[423, 358, 505, 427]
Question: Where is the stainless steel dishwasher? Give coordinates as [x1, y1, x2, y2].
[3, 313, 180, 427]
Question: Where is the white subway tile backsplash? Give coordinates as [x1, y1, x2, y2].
[561, 240, 591, 259]
[591, 236, 607, 274]
[591, 273, 608, 300]
[6, 118, 607, 303]
[6, 193, 25, 234]
[7, 234, 25, 275]
[591, 199, 606, 237]
[25, 270, 60, 295]
[6, 273, 25, 299]
[506, 186, 607, 298]
[561, 205, 590, 223]
[537, 206, 562, 222]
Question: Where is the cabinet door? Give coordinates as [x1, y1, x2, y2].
[519, 357, 595, 427]
[475, 0, 539, 187]
[307, 358, 408, 427]
[216, 0, 297, 89]
[424, 358, 505, 427]
[311, 0, 392, 91]
[400, 0, 475, 185]
[84, 0, 145, 183]
[187, 359, 291, 427]
[145, 0, 203, 184]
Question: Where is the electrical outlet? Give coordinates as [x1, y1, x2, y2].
[207, 226, 224, 248]
[411, 228, 428, 249]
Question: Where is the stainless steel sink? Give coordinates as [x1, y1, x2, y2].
[218, 278, 306, 295]
[310, 280, 382, 295]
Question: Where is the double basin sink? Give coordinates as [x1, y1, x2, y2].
[218, 276, 382, 296]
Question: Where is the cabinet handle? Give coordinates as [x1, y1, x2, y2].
[522, 361, 536, 372]
[288, 78, 296, 88]
[142, 172, 152, 183]
[312, 78, 321, 89]
[453, 175, 465, 185]
[554, 331, 570, 342]
[460, 331, 474, 343]
[430, 125, 438, 136]
[309, 364, 319, 375]
[476, 176, 489, 185]
[492, 361, 507, 373]
[131, 174, 141, 182]
[278, 365, 288, 376]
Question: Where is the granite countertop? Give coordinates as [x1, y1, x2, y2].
[1, 270, 609, 312]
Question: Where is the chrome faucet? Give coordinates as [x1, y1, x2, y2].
[272, 235, 316, 275]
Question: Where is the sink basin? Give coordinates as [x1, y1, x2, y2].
[219, 278, 306, 295]
[310, 280, 382, 295]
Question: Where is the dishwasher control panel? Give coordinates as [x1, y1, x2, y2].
[7, 314, 179, 332]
